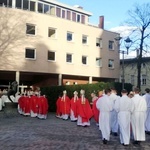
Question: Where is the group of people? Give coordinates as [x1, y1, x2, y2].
[17, 91, 49, 119]
[56, 89, 93, 126]
[56, 87, 150, 146]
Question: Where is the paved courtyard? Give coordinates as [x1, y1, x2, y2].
[0, 107, 150, 150]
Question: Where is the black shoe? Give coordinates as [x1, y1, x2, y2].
[133, 141, 140, 145]
[103, 138, 108, 144]
[113, 132, 118, 136]
[122, 143, 129, 146]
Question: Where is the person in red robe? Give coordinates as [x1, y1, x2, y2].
[77, 89, 93, 127]
[56, 94, 62, 118]
[23, 93, 31, 116]
[70, 91, 79, 121]
[60, 90, 70, 120]
[92, 90, 103, 126]
[30, 91, 39, 117]
[18, 93, 25, 115]
[37, 94, 49, 119]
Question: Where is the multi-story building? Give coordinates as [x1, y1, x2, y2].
[0, 0, 120, 91]
[120, 57, 150, 94]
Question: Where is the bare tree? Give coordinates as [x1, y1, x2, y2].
[126, 3, 150, 90]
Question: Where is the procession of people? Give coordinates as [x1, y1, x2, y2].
[1, 86, 150, 146]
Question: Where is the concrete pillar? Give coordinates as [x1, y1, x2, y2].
[89, 76, 92, 84]
[15, 71, 20, 92]
[12, 0, 16, 8]
[58, 74, 62, 86]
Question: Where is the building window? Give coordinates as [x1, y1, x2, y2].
[77, 14, 80, 22]
[30, 1, 35, 11]
[38, 2, 43, 13]
[109, 41, 114, 50]
[26, 24, 35, 35]
[142, 63, 146, 68]
[108, 59, 114, 68]
[25, 48, 35, 59]
[16, 0, 22, 8]
[82, 56, 87, 65]
[50, 6, 55, 15]
[48, 51, 55, 61]
[131, 75, 134, 85]
[81, 15, 85, 24]
[72, 12, 76, 22]
[62, 10, 66, 18]
[96, 38, 102, 47]
[48, 28, 56, 38]
[66, 54, 72, 63]
[142, 75, 146, 85]
[56, 7, 61, 17]
[96, 58, 102, 67]
[131, 64, 134, 69]
[82, 35, 88, 44]
[44, 4, 49, 14]
[23, 0, 29, 10]
[67, 32, 73, 41]
[67, 10, 71, 20]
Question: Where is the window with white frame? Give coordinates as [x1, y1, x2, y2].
[141, 74, 146, 85]
[108, 59, 114, 68]
[66, 54, 72, 63]
[48, 28, 56, 38]
[56, 7, 61, 17]
[77, 14, 80, 22]
[62, 9, 66, 18]
[81, 15, 85, 24]
[67, 32, 73, 41]
[25, 48, 35, 59]
[82, 56, 87, 65]
[96, 38, 102, 47]
[30, 1, 36, 11]
[38, 2, 43, 13]
[82, 35, 88, 44]
[131, 75, 134, 85]
[50, 5, 55, 15]
[48, 51, 55, 61]
[96, 58, 102, 67]
[108, 40, 114, 50]
[72, 12, 76, 22]
[67, 10, 71, 20]
[26, 24, 35, 35]
[142, 63, 146, 68]
[44, 4, 49, 14]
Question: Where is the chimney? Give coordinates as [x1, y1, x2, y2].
[99, 16, 104, 29]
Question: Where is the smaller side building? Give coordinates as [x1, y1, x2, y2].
[120, 57, 150, 94]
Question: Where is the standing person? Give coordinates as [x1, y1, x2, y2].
[96, 88, 113, 144]
[77, 89, 93, 127]
[56, 94, 62, 118]
[131, 88, 147, 145]
[109, 87, 120, 136]
[114, 89, 134, 146]
[143, 88, 150, 134]
[37, 94, 49, 119]
[92, 90, 103, 126]
[70, 91, 79, 121]
[60, 90, 70, 120]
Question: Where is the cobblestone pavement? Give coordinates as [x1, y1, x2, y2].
[0, 108, 150, 150]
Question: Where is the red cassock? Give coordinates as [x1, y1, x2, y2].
[23, 96, 31, 114]
[92, 99, 99, 123]
[18, 96, 24, 111]
[77, 98, 93, 123]
[30, 95, 39, 113]
[70, 97, 78, 118]
[56, 97, 62, 116]
[60, 96, 70, 115]
[38, 96, 49, 115]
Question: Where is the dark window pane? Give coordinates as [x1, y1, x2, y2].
[25, 49, 35, 59]
[8, 0, 12, 7]
[26, 24, 35, 35]
[23, 0, 29, 10]
[0, 0, 7, 6]
[48, 51, 55, 61]
[30, 1, 35, 11]
[44, 4, 49, 13]
[38, 3, 43, 13]
[16, 0, 22, 8]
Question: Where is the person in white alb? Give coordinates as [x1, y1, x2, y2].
[131, 88, 147, 145]
[114, 89, 134, 146]
[96, 88, 113, 144]
[143, 88, 150, 134]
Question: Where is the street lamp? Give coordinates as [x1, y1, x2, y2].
[121, 37, 132, 89]
[115, 36, 132, 89]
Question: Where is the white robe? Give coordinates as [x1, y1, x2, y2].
[114, 95, 134, 145]
[131, 94, 147, 141]
[96, 95, 113, 140]
[0, 98, 2, 111]
[143, 93, 150, 131]
[109, 93, 120, 133]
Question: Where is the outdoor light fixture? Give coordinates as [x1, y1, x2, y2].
[124, 37, 132, 54]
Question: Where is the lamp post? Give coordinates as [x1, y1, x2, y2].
[121, 37, 132, 89]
